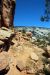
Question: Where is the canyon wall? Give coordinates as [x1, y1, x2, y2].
[0, 0, 16, 28]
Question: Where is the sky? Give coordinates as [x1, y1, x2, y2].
[14, 0, 50, 28]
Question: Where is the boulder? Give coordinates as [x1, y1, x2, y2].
[26, 67, 35, 74]
[30, 52, 39, 61]
[16, 61, 25, 71]
[0, 27, 14, 40]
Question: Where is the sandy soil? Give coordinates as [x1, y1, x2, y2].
[0, 32, 46, 75]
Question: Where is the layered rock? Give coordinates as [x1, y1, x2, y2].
[0, 0, 16, 28]
[0, 27, 15, 51]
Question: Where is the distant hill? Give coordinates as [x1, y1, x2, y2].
[14, 26, 50, 39]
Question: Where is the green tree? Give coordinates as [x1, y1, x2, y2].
[41, 0, 50, 21]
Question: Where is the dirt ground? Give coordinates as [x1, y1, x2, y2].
[0, 32, 48, 75]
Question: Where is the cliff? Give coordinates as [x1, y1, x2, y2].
[0, 0, 16, 28]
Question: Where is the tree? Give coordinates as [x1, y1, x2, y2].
[41, 0, 50, 21]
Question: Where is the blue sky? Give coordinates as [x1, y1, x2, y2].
[14, 0, 50, 28]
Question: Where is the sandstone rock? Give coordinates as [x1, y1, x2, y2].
[26, 58, 44, 75]
[0, 41, 4, 45]
[1, 27, 9, 31]
[0, 53, 9, 72]
[16, 61, 25, 71]
[0, 27, 15, 51]
[0, 0, 16, 27]
[0, 28, 14, 40]
[26, 67, 35, 74]
[30, 52, 39, 61]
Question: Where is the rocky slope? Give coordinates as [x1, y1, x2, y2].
[0, 28, 50, 75]
[15, 27, 50, 44]
[15, 26, 50, 38]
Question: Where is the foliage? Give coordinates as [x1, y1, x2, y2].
[22, 29, 26, 34]
[22, 28, 26, 36]
[41, 0, 50, 21]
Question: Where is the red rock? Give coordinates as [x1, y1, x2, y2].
[0, 0, 16, 28]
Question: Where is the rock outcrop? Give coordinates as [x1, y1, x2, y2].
[0, 0, 16, 28]
[0, 27, 15, 51]
[0, 52, 10, 74]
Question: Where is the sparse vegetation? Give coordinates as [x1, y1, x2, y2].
[22, 29, 26, 36]
[0, 27, 50, 75]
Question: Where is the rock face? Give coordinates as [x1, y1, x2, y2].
[0, 0, 16, 28]
[0, 27, 15, 51]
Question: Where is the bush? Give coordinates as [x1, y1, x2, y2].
[22, 29, 26, 34]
